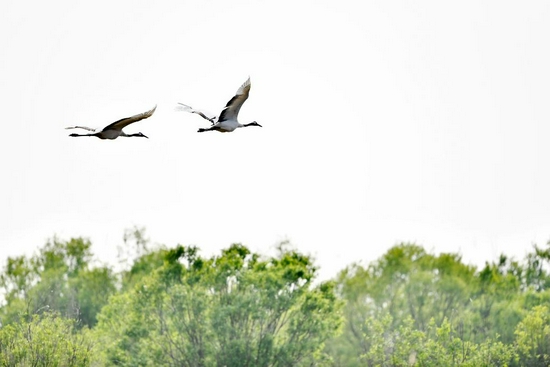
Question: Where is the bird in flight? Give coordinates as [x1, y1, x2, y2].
[66, 105, 156, 139]
[176, 77, 261, 133]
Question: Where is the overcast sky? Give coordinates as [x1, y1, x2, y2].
[1, 0, 550, 280]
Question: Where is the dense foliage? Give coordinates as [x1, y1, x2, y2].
[328, 243, 550, 366]
[94, 243, 341, 366]
[1, 230, 549, 366]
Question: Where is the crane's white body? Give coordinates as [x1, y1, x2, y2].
[211, 119, 242, 133]
[97, 129, 127, 140]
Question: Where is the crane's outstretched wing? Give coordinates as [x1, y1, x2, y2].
[217, 77, 251, 122]
[65, 126, 97, 132]
[175, 103, 216, 124]
[103, 105, 157, 131]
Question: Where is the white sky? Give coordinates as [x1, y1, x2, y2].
[1, 0, 550, 280]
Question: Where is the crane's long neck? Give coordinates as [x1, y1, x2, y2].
[125, 132, 148, 138]
[242, 121, 262, 128]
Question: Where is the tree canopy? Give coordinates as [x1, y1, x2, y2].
[329, 242, 550, 366]
[1, 231, 550, 366]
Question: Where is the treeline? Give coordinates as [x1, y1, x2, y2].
[329, 243, 550, 366]
[0, 229, 549, 366]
